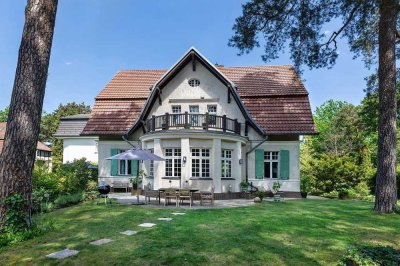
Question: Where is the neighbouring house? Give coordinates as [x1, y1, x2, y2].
[0, 122, 52, 169]
[55, 114, 98, 164]
[59, 47, 316, 196]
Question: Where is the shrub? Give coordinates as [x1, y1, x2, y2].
[0, 220, 53, 248]
[57, 158, 98, 194]
[31, 188, 54, 214]
[84, 191, 98, 201]
[338, 245, 400, 266]
[85, 180, 98, 192]
[33, 164, 60, 199]
[54, 192, 84, 208]
[3, 194, 29, 233]
[255, 191, 265, 201]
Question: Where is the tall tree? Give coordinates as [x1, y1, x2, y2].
[229, 0, 399, 212]
[0, 0, 58, 225]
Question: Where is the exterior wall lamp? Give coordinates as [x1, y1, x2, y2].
[183, 156, 187, 164]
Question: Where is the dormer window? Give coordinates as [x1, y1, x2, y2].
[188, 79, 200, 87]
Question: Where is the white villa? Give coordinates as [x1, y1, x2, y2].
[56, 47, 316, 197]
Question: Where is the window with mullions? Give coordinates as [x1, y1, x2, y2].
[264, 151, 279, 178]
[165, 148, 181, 177]
[207, 105, 217, 125]
[191, 148, 210, 178]
[189, 105, 199, 125]
[221, 149, 232, 178]
[172, 105, 182, 125]
[118, 149, 132, 175]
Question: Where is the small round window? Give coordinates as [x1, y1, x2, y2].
[188, 79, 200, 87]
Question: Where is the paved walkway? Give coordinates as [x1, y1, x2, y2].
[107, 193, 319, 209]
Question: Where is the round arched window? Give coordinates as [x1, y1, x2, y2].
[188, 79, 200, 87]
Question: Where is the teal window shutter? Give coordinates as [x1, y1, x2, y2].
[280, 150, 290, 180]
[255, 149, 264, 179]
[110, 149, 118, 176]
[131, 160, 139, 177]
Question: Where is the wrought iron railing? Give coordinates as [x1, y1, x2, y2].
[145, 113, 241, 135]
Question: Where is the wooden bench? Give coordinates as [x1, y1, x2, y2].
[111, 180, 129, 193]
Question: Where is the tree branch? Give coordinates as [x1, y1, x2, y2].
[321, 3, 361, 49]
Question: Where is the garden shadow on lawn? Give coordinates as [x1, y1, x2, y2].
[0, 200, 399, 265]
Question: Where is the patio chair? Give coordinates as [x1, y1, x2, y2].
[164, 188, 178, 207]
[144, 183, 160, 204]
[200, 186, 214, 206]
[177, 189, 192, 207]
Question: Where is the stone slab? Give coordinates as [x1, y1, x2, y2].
[90, 238, 113, 246]
[46, 249, 79, 259]
[120, 230, 138, 236]
[138, 223, 156, 228]
[158, 217, 173, 221]
[171, 212, 186, 215]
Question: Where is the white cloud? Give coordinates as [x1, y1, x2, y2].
[65, 62, 72, 65]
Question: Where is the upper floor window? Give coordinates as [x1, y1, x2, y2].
[207, 105, 217, 113]
[188, 78, 200, 87]
[172, 105, 181, 114]
[189, 105, 199, 125]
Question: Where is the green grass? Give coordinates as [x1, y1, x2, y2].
[0, 199, 399, 265]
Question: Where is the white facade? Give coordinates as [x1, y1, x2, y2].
[96, 57, 301, 194]
[61, 137, 99, 164]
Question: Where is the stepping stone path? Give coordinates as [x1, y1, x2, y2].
[120, 230, 138, 236]
[138, 223, 156, 228]
[90, 238, 113, 246]
[158, 217, 173, 221]
[46, 249, 79, 259]
[171, 212, 186, 215]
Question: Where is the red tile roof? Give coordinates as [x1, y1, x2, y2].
[0, 123, 52, 153]
[82, 65, 316, 135]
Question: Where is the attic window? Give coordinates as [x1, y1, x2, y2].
[188, 79, 200, 87]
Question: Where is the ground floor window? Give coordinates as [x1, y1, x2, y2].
[118, 149, 132, 175]
[165, 148, 181, 177]
[191, 148, 210, 178]
[264, 151, 279, 178]
[221, 149, 232, 178]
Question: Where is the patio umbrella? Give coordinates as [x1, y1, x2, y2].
[106, 147, 165, 204]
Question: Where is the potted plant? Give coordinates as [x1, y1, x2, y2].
[240, 180, 249, 192]
[271, 181, 281, 202]
[130, 170, 146, 195]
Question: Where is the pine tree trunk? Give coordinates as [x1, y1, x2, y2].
[374, 0, 398, 213]
[0, 0, 58, 225]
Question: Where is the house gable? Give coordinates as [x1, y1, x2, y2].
[126, 47, 265, 137]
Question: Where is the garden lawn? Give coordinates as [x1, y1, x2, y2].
[0, 199, 399, 266]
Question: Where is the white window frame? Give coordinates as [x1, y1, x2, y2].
[207, 105, 217, 114]
[221, 149, 232, 178]
[118, 149, 132, 176]
[191, 148, 210, 178]
[165, 148, 181, 177]
[264, 151, 279, 179]
[188, 78, 200, 87]
[189, 105, 199, 125]
[172, 105, 182, 124]
[149, 149, 154, 178]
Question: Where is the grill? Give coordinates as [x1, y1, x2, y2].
[97, 183, 111, 205]
[98, 184, 111, 195]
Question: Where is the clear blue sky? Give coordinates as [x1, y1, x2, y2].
[0, 0, 373, 113]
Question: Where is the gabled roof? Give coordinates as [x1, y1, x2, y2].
[82, 48, 316, 136]
[0, 122, 52, 153]
[55, 114, 90, 137]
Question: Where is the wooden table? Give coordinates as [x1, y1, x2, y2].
[158, 188, 199, 205]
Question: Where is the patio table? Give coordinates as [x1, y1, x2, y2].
[158, 188, 199, 205]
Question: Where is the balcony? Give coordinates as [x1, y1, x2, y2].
[145, 112, 241, 135]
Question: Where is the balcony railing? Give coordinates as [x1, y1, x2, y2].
[145, 112, 241, 135]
